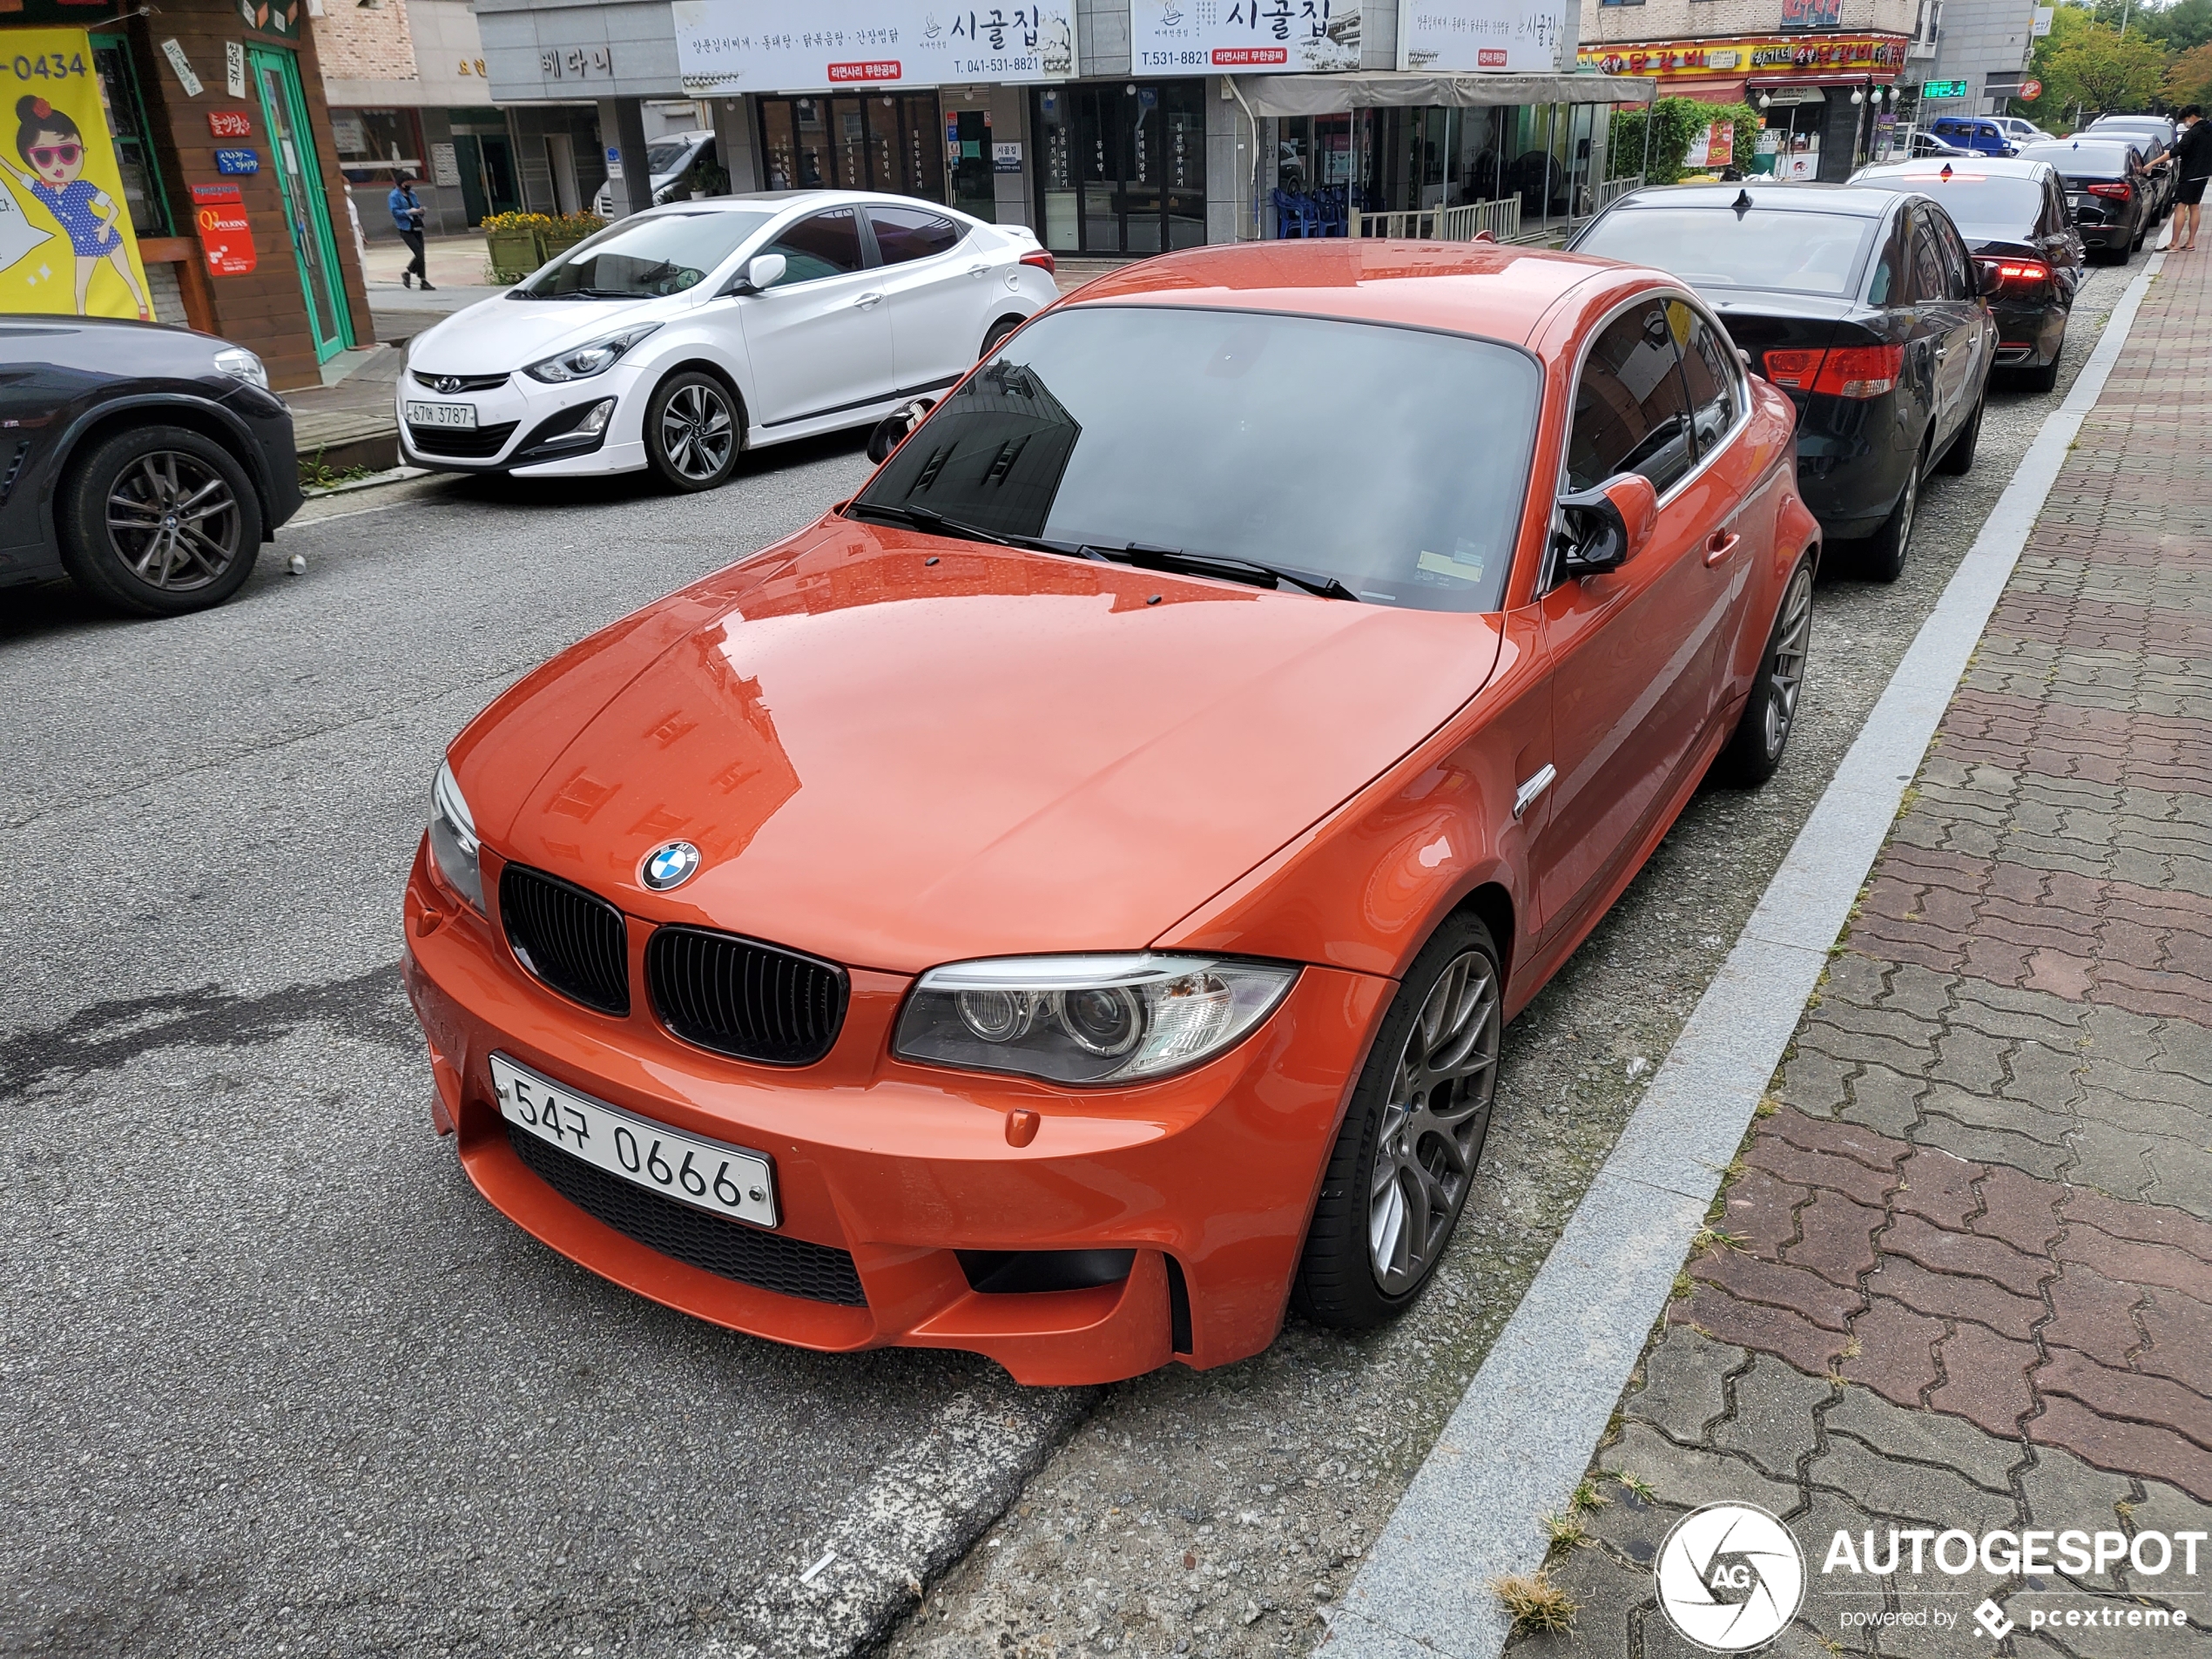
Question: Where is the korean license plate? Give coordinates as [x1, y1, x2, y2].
[404, 399, 477, 429]
[489, 1052, 778, 1228]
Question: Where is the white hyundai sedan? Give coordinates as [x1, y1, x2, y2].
[396, 190, 1060, 490]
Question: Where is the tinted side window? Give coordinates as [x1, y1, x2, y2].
[867, 205, 963, 265]
[1566, 300, 1696, 496]
[762, 208, 866, 283]
[1867, 221, 1904, 305]
[1906, 219, 1947, 302]
[1670, 299, 1743, 456]
[1935, 220, 1971, 299]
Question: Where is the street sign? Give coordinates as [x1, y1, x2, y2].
[1919, 78, 1969, 98]
[2020, 77, 2043, 98]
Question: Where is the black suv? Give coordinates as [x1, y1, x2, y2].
[0, 319, 300, 617]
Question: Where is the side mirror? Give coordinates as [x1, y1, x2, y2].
[865, 397, 936, 464]
[732, 252, 786, 293]
[1555, 472, 1657, 578]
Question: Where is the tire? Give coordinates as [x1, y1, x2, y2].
[2112, 235, 2134, 266]
[1714, 556, 1815, 787]
[57, 425, 262, 617]
[980, 314, 1024, 360]
[2018, 350, 2061, 395]
[1937, 388, 1984, 475]
[1291, 914, 1501, 1329]
[644, 371, 739, 492]
[1858, 441, 1924, 583]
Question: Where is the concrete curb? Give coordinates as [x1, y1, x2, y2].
[1316, 252, 2169, 1659]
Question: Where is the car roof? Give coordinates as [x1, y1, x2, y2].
[2021, 137, 2139, 156]
[2090, 114, 2168, 125]
[1607, 181, 1905, 219]
[629, 188, 976, 220]
[1857, 157, 2051, 179]
[1055, 240, 1665, 348]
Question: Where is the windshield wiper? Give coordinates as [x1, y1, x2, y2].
[846, 500, 1027, 548]
[1089, 542, 1360, 601]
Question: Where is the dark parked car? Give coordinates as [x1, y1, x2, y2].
[1569, 183, 1995, 581]
[2020, 138, 2157, 260]
[1851, 156, 2084, 391]
[0, 319, 298, 617]
[2084, 115, 2178, 216]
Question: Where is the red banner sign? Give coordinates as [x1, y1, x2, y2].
[191, 181, 255, 276]
[207, 110, 253, 138]
[826, 59, 900, 81]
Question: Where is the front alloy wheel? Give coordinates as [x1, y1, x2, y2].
[1294, 914, 1501, 1327]
[57, 424, 263, 616]
[645, 372, 738, 492]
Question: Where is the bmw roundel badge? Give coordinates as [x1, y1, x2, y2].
[641, 840, 702, 892]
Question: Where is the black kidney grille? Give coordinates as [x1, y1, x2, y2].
[647, 927, 847, 1065]
[508, 1124, 867, 1305]
[500, 864, 631, 1016]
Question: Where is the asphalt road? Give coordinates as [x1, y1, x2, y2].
[0, 261, 2131, 1659]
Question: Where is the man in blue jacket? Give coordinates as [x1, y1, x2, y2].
[388, 174, 433, 290]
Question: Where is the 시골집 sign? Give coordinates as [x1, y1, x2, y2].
[1133, 0, 1361, 73]
[671, 1, 1076, 92]
[1399, 0, 1566, 73]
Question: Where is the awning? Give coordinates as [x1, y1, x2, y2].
[1232, 70, 1657, 117]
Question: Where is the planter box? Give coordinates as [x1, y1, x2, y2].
[485, 227, 544, 283]
[540, 232, 591, 264]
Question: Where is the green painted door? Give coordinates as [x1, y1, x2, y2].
[249, 44, 351, 361]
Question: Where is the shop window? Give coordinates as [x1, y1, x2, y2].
[90, 34, 169, 237]
[332, 107, 425, 186]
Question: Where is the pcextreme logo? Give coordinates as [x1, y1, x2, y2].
[1652, 1507, 2205, 1651]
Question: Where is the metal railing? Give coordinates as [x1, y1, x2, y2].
[1596, 173, 1644, 209]
[1349, 196, 1522, 242]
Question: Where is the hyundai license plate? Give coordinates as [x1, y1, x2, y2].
[489, 1052, 778, 1228]
[404, 400, 477, 429]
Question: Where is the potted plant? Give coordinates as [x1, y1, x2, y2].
[482, 212, 555, 282]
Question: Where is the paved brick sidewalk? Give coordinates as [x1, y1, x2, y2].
[1513, 253, 2212, 1657]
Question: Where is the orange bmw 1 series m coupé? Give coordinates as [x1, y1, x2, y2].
[401, 240, 1822, 1386]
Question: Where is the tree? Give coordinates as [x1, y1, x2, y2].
[2168, 37, 2212, 102]
[2026, 7, 2171, 121]
[2090, 0, 2212, 51]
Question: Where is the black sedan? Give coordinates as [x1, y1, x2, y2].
[1851, 155, 2084, 391]
[1569, 183, 1995, 581]
[2019, 138, 2155, 262]
[0, 319, 300, 617]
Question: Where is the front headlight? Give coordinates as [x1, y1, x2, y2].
[893, 954, 1298, 1085]
[427, 760, 484, 914]
[212, 347, 268, 390]
[523, 323, 661, 383]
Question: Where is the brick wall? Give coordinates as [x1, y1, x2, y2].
[312, 0, 418, 85]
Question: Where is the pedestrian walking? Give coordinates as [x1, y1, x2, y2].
[2175, 105, 2212, 253]
[388, 172, 433, 290]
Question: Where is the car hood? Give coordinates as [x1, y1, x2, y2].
[407, 293, 677, 374]
[467, 520, 1506, 974]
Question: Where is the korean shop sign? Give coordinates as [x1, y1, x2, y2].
[191, 182, 255, 276]
[1134, 0, 1362, 73]
[1400, 0, 1568, 73]
[1577, 33, 1905, 76]
[671, 1, 1077, 92]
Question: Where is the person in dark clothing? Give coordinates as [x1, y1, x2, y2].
[2175, 106, 2212, 253]
[388, 174, 433, 289]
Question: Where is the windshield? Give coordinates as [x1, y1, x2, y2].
[648, 139, 694, 175]
[2021, 142, 2136, 176]
[853, 305, 1543, 612]
[521, 209, 772, 298]
[1576, 206, 1876, 296]
[1862, 172, 2044, 238]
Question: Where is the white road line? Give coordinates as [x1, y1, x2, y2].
[1317, 252, 2169, 1659]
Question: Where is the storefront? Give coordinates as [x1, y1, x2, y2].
[0, 0, 366, 387]
[1032, 80, 1208, 255]
[1577, 34, 1906, 183]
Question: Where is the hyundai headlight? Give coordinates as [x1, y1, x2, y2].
[427, 760, 484, 914]
[523, 323, 661, 383]
[212, 347, 268, 390]
[894, 954, 1298, 1085]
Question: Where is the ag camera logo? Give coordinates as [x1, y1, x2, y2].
[1656, 1502, 1807, 1652]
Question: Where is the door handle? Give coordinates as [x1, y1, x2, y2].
[968, 263, 989, 277]
[855, 291, 884, 308]
[1703, 530, 1740, 567]
[1513, 764, 1556, 821]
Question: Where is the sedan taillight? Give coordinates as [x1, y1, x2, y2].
[1019, 249, 1057, 274]
[1976, 256, 2053, 293]
[1763, 344, 1904, 399]
[2086, 180, 2134, 200]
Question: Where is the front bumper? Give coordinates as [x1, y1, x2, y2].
[396, 360, 653, 477]
[401, 843, 1392, 1386]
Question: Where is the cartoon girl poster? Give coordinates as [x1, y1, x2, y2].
[0, 35, 153, 320]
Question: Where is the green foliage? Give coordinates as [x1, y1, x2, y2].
[1608, 97, 1758, 183]
[2169, 38, 2212, 104]
[2027, 7, 2172, 122]
[2086, 0, 2212, 51]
